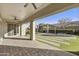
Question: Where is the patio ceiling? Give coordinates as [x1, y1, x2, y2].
[0, 3, 79, 23]
[0, 3, 48, 23]
[22, 3, 79, 23]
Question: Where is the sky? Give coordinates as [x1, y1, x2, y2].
[35, 8, 79, 25]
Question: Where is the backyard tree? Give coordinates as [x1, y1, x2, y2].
[56, 17, 72, 34]
[58, 17, 72, 29]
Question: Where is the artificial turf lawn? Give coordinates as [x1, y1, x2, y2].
[60, 36, 79, 52]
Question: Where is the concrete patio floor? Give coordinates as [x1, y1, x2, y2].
[0, 39, 76, 56]
[0, 39, 60, 50]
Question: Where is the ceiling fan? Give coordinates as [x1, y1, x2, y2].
[24, 3, 37, 9]
[11, 16, 19, 20]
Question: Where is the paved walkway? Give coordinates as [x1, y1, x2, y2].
[0, 39, 76, 56]
[0, 39, 60, 50]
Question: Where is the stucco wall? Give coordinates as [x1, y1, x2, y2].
[0, 22, 7, 39]
[21, 23, 30, 36]
[3, 23, 8, 37]
[0, 22, 29, 38]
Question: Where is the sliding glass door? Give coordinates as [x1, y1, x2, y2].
[7, 24, 19, 36]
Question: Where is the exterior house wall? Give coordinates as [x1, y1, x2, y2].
[0, 22, 7, 38]
[21, 23, 26, 36]
[0, 22, 29, 39]
[21, 23, 29, 36]
[3, 23, 8, 37]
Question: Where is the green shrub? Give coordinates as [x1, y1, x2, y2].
[39, 29, 79, 35]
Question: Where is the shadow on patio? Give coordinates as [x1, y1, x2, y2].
[0, 45, 76, 56]
[0, 38, 76, 56]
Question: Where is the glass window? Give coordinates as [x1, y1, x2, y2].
[8, 24, 19, 36]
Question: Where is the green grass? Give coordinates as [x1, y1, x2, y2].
[60, 36, 79, 52]
[36, 33, 79, 52]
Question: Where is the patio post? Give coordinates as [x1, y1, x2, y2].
[46, 25, 49, 33]
[30, 20, 35, 40]
[19, 24, 22, 36]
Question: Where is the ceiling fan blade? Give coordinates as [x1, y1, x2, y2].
[10, 15, 17, 20]
[32, 3, 37, 9]
[14, 17, 17, 20]
[24, 3, 29, 7]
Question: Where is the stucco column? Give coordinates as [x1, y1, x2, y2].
[30, 20, 35, 40]
[46, 25, 49, 33]
[19, 24, 22, 36]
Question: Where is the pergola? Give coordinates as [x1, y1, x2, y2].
[0, 3, 79, 40]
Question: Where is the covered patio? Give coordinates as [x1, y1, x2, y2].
[0, 3, 79, 40]
[0, 39, 76, 56]
[0, 3, 78, 56]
